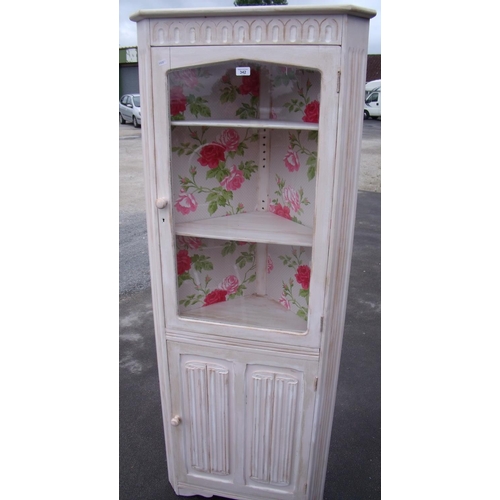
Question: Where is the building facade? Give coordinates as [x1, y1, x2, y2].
[119, 47, 140, 97]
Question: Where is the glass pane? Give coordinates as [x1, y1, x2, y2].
[171, 125, 260, 223]
[175, 237, 311, 334]
[170, 124, 318, 228]
[268, 65, 321, 124]
[169, 62, 261, 121]
[168, 60, 320, 334]
[267, 128, 317, 227]
[168, 61, 321, 123]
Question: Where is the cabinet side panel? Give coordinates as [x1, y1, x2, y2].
[308, 16, 370, 500]
[136, 20, 178, 491]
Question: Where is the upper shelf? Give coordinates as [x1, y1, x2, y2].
[175, 211, 313, 247]
[171, 119, 318, 131]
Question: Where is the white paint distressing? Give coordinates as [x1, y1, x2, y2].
[132, 6, 375, 499]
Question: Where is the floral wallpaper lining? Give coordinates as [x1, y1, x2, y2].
[169, 62, 320, 323]
[172, 126, 260, 222]
[176, 237, 258, 311]
[176, 237, 312, 323]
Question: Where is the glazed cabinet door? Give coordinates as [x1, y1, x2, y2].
[151, 45, 340, 350]
[167, 341, 318, 500]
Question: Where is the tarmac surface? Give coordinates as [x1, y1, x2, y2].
[119, 121, 381, 499]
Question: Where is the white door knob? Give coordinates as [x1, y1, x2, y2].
[156, 197, 168, 209]
[171, 415, 181, 426]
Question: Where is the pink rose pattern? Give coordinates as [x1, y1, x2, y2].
[276, 67, 320, 125]
[279, 295, 291, 311]
[269, 202, 292, 220]
[197, 144, 226, 169]
[274, 247, 310, 321]
[272, 67, 319, 180]
[267, 255, 273, 274]
[219, 275, 240, 295]
[177, 236, 203, 250]
[283, 149, 300, 172]
[217, 128, 240, 152]
[170, 63, 318, 221]
[271, 175, 310, 225]
[177, 239, 257, 312]
[283, 186, 301, 212]
[220, 165, 245, 191]
[173, 126, 259, 218]
[169, 64, 318, 321]
[174, 189, 198, 215]
[177, 239, 310, 323]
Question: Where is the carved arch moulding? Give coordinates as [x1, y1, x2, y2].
[151, 16, 341, 46]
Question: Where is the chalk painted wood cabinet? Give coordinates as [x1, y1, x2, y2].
[131, 5, 375, 500]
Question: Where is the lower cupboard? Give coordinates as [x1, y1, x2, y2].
[166, 340, 319, 500]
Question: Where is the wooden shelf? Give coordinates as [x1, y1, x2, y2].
[181, 294, 307, 334]
[175, 211, 313, 247]
[171, 118, 318, 131]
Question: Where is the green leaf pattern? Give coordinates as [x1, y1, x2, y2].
[275, 247, 310, 322]
[169, 64, 320, 320]
[177, 238, 257, 310]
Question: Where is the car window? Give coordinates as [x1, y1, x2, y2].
[366, 92, 378, 103]
[133, 96, 140, 107]
[120, 96, 127, 104]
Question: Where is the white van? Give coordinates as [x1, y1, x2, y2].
[364, 81, 381, 120]
[365, 79, 380, 99]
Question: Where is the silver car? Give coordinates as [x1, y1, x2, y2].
[119, 94, 141, 127]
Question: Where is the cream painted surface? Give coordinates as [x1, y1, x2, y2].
[151, 44, 338, 349]
[167, 341, 318, 500]
[182, 294, 307, 334]
[173, 119, 318, 131]
[129, 5, 376, 22]
[176, 212, 313, 247]
[133, 7, 374, 499]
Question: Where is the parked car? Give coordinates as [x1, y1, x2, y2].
[119, 94, 141, 127]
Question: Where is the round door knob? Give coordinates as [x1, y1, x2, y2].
[170, 415, 181, 426]
[156, 197, 168, 209]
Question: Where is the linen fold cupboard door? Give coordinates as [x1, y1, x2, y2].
[166, 342, 318, 499]
[132, 5, 375, 500]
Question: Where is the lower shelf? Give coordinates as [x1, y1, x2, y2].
[180, 294, 308, 334]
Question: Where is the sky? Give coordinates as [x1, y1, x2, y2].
[119, 0, 381, 53]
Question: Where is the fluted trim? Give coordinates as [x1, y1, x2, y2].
[249, 371, 299, 486]
[185, 361, 230, 475]
[149, 17, 341, 46]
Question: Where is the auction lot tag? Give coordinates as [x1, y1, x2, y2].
[236, 67, 251, 76]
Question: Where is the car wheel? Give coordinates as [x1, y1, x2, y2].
[119, 113, 126, 124]
[133, 116, 139, 128]
[364, 110, 369, 120]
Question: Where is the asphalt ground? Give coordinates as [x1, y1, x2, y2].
[119, 121, 381, 499]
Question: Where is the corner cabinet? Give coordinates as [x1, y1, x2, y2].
[131, 5, 376, 500]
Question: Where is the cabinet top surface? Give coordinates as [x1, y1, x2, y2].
[130, 4, 376, 22]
